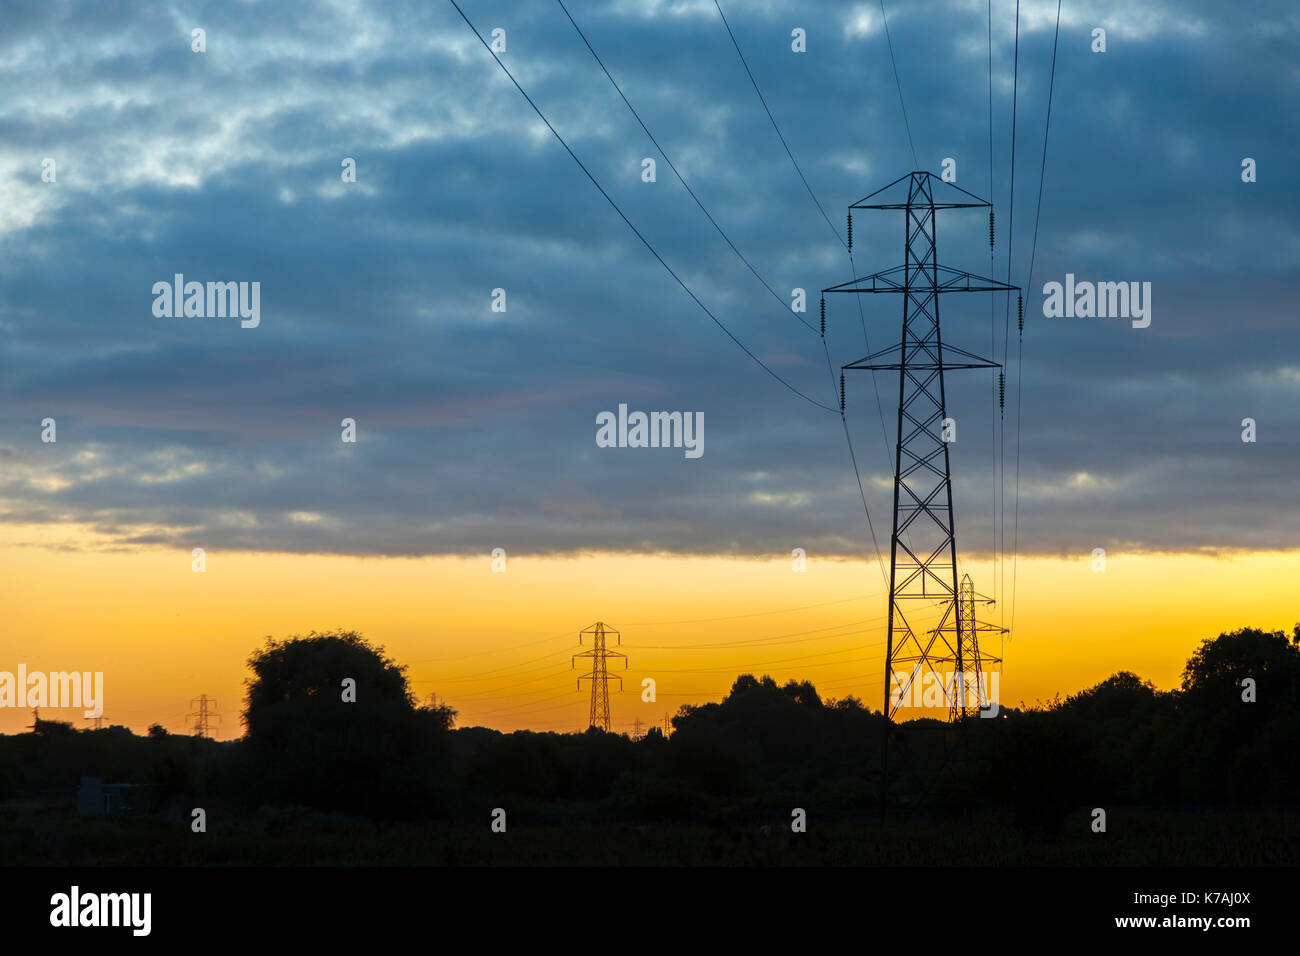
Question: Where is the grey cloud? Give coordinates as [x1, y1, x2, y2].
[0, 0, 1296, 560]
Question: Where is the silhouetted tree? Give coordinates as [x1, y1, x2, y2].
[1181, 627, 1300, 705]
[32, 717, 76, 738]
[1176, 627, 1300, 802]
[242, 629, 451, 818]
[728, 674, 778, 697]
[781, 679, 822, 707]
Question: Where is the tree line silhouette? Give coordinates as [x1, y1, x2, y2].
[2, 624, 1297, 836]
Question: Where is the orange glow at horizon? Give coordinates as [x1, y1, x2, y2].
[2, 524, 1296, 737]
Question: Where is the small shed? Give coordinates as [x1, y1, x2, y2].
[76, 776, 142, 816]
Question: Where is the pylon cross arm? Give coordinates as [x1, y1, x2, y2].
[822, 265, 1019, 296]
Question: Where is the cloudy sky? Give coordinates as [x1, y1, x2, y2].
[0, 1, 1296, 732]
[2, 0, 1296, 563]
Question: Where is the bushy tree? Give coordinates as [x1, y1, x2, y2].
[242, 629, 451, 818]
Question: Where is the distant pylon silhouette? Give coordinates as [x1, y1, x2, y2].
[186, 695, 220, 738]
[944, 573, 1005, 719]
[573, 622, 627, 732]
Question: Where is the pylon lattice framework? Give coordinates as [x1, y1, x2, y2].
[187, 694, 220, 738]
[950, 573, 1007, 719]
[573, 622, 627, 731]
[824, 171, 1014, 720]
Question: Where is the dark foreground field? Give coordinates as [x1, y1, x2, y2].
[2, 802, 1294, 866]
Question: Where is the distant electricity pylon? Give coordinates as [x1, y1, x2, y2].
[573, 622, 627, 732]
[825, 171, 1017, 722]
[949, 574, 1005, 719]
[187, 695, 221, 738]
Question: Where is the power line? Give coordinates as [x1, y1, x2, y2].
[466, 663, 889, 721]
[405, 629, 574, 664]
[421, 605, 887, 697]
[463, 688, 580, 720]
[988, 0, 998, 603]
[838, 394, 891, 588]
[822, 309, 892, 586]
[618, 593, 875, 626]
[648, 652, 885, 675]
[647, 641, 887, 674]
[840, 266, 904, 577]
[849, 5, 930, 583]
[1011, 0, 1063, 636]
[999, 0, 1022, 630]
[415, 657, 572, 685]
[434, 669, 574, 700]
[468, 689, 580, 713]
[713, 0, 845, 248]
[449, 618, 890, 708]
[813, 671, 888, 688]
[454, 4, 977, 734]
[554, 0, 894, 591]
[448, 0, 836, 414]
[556, 0, 817, 336]
[707, 0, 895, 580]
[1022, 1, 1062, 301]
[845, 247, 898, 487]
[562, 0, 901, 591]
[561, 0, 894, 593]
[624, 616, 886, 650]
[821, 327, 886, 570]
[878, 0, 919, 169]
[417, 645, 575, 683]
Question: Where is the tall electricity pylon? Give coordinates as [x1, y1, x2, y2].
[573, 622, 627, 732]
[187, 694, 220, 738]
[824, 171, 1017, 722]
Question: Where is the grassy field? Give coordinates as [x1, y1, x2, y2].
[2, 801, 1295, 866]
